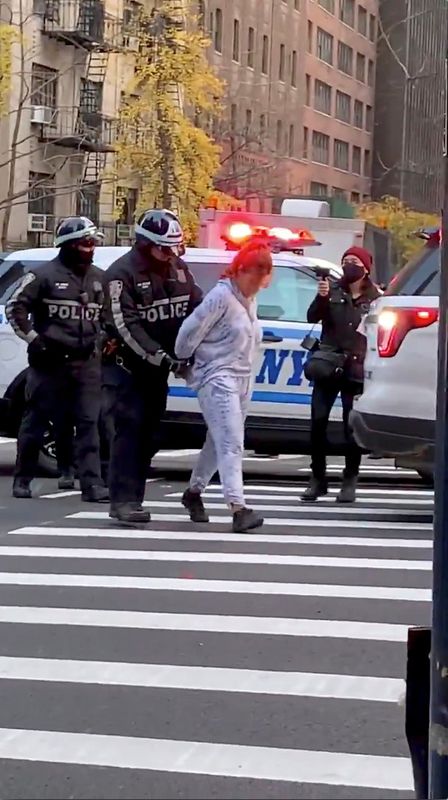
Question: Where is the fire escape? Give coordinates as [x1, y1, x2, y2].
[40, 0, 122, 198]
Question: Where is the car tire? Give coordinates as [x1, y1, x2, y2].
[36, 427, 59, 477]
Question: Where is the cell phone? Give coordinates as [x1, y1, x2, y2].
[315, 267, 330, 280]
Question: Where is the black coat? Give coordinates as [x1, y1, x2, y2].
[307, 279, 380, 381]
[5, 255, 105, 356]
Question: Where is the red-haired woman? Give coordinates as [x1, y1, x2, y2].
[175, 241, 273, 532]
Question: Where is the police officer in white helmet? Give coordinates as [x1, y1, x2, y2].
[102, 209, 203, 524]
[6, 216, 108, 502]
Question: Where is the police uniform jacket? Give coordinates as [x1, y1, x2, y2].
[5, 255, 105, 356]
[307, 279, 380, 381]
[103, 246, 203, 372]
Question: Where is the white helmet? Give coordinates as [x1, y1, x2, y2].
[135, 209, 184, 253]
[54, 216, 99, 247]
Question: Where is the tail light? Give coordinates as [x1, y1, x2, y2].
[377, 307, 438, 358]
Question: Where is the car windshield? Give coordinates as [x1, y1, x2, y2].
[385, 243, 440, 296]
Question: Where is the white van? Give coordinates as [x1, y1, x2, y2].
[0, 245, 343, 473]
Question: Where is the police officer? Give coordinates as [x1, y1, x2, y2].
[102, 209, 203, 524]
[6, 216, 108, 502]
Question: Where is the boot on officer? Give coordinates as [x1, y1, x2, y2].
[6, 216, 108, 502]
[102, 209, 203, 524]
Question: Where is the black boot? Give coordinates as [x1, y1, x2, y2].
[182, 489, 209, 523]
[232, 508, 264, 533]
[12, 477, 32, 499]
[58, 469, 75, 490]
[110, 502, 151, 524]
[81, 485, 109, 503]
[336, 475, 358, 504]
[301, 477, 328, 502]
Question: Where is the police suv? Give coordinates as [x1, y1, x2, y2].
[0, 234, 343, 474]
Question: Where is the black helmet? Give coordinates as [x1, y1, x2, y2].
[135, 209, 184, 252]
[54, 216, 100, 247]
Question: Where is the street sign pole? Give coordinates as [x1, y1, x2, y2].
[429, 10, 448, 796]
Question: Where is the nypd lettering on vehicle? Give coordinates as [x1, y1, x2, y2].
[43, 298, 101, 321]
[256, 348, 309, 387]
[137, 294, 190, 323]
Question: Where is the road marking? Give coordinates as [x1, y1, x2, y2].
[170, 491, 433, 506]
[0, 545, 432, 570]
[202, 484, 434, 497]
[0, 572, 431, 602]
[68, 510, 432, 530]
[39, 479, 159, 500]
[0, 606, 411, 641]
[0, 437, 15, 445]
[9, 526, 433, 550]
[0, 656, 405, 703]
[143, 500, 431, 518]
[0, 728, 413, 790]
[298, 467, 416, 476]
[154, 449, 201, 458]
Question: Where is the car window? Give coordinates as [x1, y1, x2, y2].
[385, 245, 440, 296]
[258, 267, 317, 322]
[184, 261, 224, 295]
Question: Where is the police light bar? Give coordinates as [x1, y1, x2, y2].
[222, 218, 320, 250]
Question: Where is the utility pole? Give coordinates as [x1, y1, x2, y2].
[429, 6, 448, 796]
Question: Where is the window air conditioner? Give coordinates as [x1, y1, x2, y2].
[116, 224, 132, 239]
[30, 105, 55, 125]
[27, 214, 51, 233]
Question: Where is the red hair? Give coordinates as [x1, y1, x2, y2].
[222, 240, 273, 279]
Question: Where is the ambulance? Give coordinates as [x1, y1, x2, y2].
[0, 207, 345, 473]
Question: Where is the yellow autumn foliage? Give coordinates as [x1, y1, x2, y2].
[0, 23, 17, 116]
[358, 196, 439, 268]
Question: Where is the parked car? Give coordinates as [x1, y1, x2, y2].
[0, 245, 344, 475]
[351, 227, 440, 482]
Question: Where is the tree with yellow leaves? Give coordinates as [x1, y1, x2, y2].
[0, 23, 16, 116]
[358, 196, 439, 269]
[115, 0, 223, 242]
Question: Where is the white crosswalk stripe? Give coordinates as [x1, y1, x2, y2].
[0, 471, 428, 797]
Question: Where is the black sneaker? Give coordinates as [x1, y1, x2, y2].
[111, 502, 151, 524]
[301, 477, 328, 502]
[12, 477, 32, 499]
[336, 476, 358, 504]
[81, 485, 109, 503]
[58, 470, 75, 490]
[182, 489, 209, 523]
[232, 508, 264, 533]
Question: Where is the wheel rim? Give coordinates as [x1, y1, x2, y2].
[41, 426, 57, 461]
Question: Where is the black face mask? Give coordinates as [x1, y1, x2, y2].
[60, 241, 94, 271]
[342, 261, 366, 285]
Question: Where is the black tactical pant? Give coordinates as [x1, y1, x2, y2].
[310, 377, 362, 480]
[15, 357, 103, 489]
[103, 364, 168, 505]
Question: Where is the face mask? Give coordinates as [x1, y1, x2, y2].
[342, 261, 365, 284]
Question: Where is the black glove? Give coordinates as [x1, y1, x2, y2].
[157, 351, 190, 378]
[27, 336, 50, 369]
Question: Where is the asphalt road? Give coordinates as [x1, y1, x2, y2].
[0, 438, 430, 799]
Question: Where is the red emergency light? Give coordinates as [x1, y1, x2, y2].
[221, 217, 319, 250]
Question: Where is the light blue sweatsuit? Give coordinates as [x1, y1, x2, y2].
[175, 278, 262, 506]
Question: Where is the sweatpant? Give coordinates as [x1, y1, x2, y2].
[190, 375, 251, 507]
[310, 377, 362, 480]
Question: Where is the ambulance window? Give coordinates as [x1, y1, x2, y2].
[258, 267, 316, 322]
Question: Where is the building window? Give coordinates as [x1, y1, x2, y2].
[247, 26, 255, 68]
[305, 74, 311, 105]
[279, 43, 285, 80]
[307, 20, 313, 52]
[338, 41, 353, 75]
[31, 64, 58, 108]
[367, 59, 375, 86]
[262, 35, 269, 74]
[364, 149, 371, 176]
[291, 49, 297, 87]
[117, 187, 138, 225]
[312, 131, 330, 164]
[333, 187, 346, 200]
[351, 191, 360, 204]
[316, 27, 333, 64]
[310, 181, 328, 196]
[276, 119, 284, 152]
[314, 79, 332, 115]
[28, 171, 55, 217]
[232, 18, 240, 61]
[366, 104, 373, 131]
[294, 0, 300, 8]
[230, 103, 237, 133]
[358, 5, 367, 36]
[335, 90, 351, 123]
[352, 145, 361, 174]
[77, 185, 100, 220]
[245, 109, 252, 133]
[214, 7, 222, 52]
[339, 0, 355, 27]
[288, 124, 295, 157]
[369, 14, 376, 42]
[303, 126, 309, 159]
[356, 52, 365, 82]
[334, 139, 349, 171]
[318, 0, 334, 11]
[259, 113, 266, 143]
[354, 99, 363, 128]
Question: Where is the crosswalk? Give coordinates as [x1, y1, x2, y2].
[0, 472, 431, 799]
